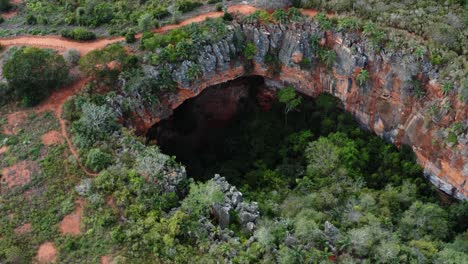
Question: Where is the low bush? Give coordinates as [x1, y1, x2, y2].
[85, 148, 113, 172]
[177, 0, 203, 13]
[61, 28, 96, 41]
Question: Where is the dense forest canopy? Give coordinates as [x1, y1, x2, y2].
[0, 1, 467, 263]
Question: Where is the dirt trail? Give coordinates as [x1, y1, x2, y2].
[0, 36, 123, 55]
[36, 78, 99, 177]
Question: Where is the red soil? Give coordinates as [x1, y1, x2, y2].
[14, 222, 32, 235]
[0, 146, 7, 155]
[1, 160, 37, 188]
[36, 242, 57, 264]
[59, 199, 84, 235]
[3, 111, 27, 135]
[0, 36, 122, 56]
[101, 256, 111, 264]
[41, 130, 64, 146]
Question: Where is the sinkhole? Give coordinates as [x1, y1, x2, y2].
[146, 75, 429, 195]
[146, 75, 351, 188]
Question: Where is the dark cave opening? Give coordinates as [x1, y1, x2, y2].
[147, 76, 432, 198]
[147, 76, 271, 182]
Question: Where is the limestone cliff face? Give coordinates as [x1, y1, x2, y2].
[120, 20, 467, 200]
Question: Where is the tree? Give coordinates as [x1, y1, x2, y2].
[277, 86, 302, 123]
[180, 180, 224, 219]
[73, 102, 118, 146]
[399, 201, 450, 241]
[305, 137, 340, 177]
[138, 13, 153, 32]
[3, 47, 69, 106]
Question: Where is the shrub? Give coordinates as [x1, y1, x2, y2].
[318, 49, 336, 68]
[73, 102, 118, 145]
[356, 70, 370, 87]
[411, 80, 426, 99]
[316, 13, 333, 30]
[222, 11, 233, 21]
[26, 14, 37, 25]
[125, 31, 136, 44]
[272, 9, 288, 24]
[177, 0, 202, 13]
[85, 148, 113, 172]
[243, 43, 257, 60]
[215, 3, 223, 12]
[61, 28, 96, 41]
[337, 17, 360, 31]
[0, 16, 4, 24]
[441, 81, 453, 95]
[363, 22, 385, 47]
[138, 13, 153, 32]
[3, 47, 69, 106]
[63, 49, 81, 66]
[186, 63, 202, 82]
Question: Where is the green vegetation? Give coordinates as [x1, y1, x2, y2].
[0, 5, 467, 263]
[243, 42, 257, 60]
[356, 69, 370, 87]
[278, 86, 302, 122]
[3, 47, 69, 106]
[61, 28, 96, 41]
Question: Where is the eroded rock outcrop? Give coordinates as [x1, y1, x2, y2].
[116, 19, 467, 199]
[211, 174, 260, 232]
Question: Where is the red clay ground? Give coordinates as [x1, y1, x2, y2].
[0, 146, 7, 155]
[14, 222, 32, 235]
[36, 242, 57, 264]
[41, 130, 64, 146]
[1, 160, 37, 188]
[59, 199, 84, 235]
[101, 256, 111, 264]
[3, 111, 27, 135]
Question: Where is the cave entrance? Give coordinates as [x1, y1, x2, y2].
[147, 75, 350, 189]
[147, 75, 443, 201]
[147, 76, 271, 182]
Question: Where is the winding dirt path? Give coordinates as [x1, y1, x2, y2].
[1, 4, 324, 178]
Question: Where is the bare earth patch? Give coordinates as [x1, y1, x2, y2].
[0, 146, 7, 155]
[59, 199, 84, 235]
[3, 111, 27, 135]
[14, 222, 31, 235]
[101, 256, 111, 264]
[41, 130, 64, 146]
[36, 242, 57, 263]
[1, 160, 37, 188]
